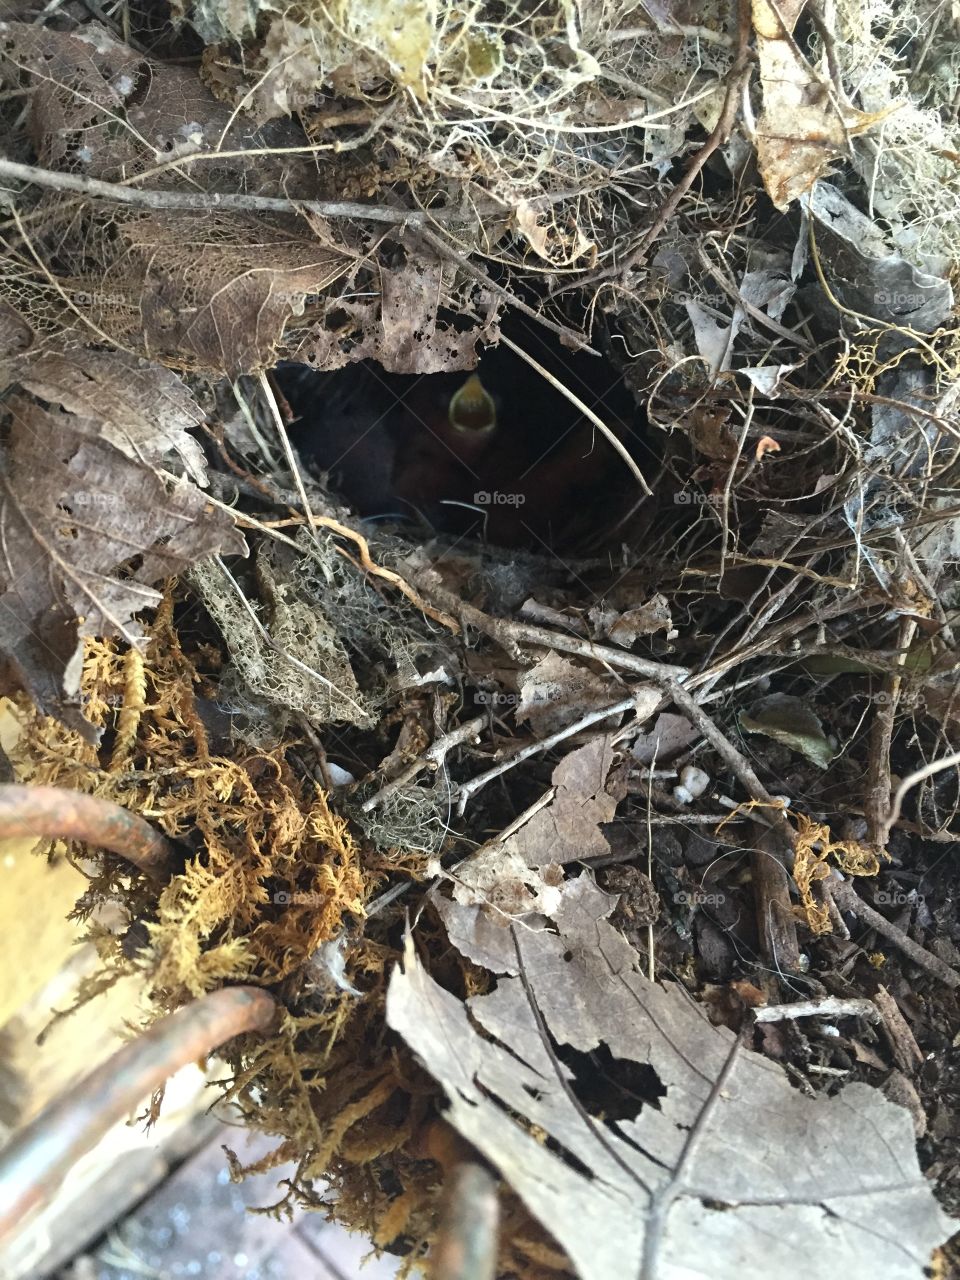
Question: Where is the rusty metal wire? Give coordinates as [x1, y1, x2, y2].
[432, 1163, 499, 1280]
[0, 783, 178, 879]
[0, 985, 277, 1245]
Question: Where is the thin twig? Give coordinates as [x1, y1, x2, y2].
[408, 567, 688, 681]
[518, 598, 589, 635]
[895, 529, 956, 648]
[696, 241, 815, 351]
[0, 156, 502, 227]
[827, 876, 960, 989]
[492, 788, 558, 842]
[414, 223, 598, 354]
[717, 390, 755, 585]
[641, 1031, 744, 1280]
[665, 680, 795, 848]
[864, 614, 916, 851]
[364, 786, 558, 919]
[750, 828, 803, 985]
[663, 677, 801, 978]
[599, 20, 734, 46]
[182, 491, 461, 634]
[752, 997, 880, 1024]
[645, 743, 657, 982]
[872, 985, 924, 1071]
[456, 696, 638, 813]
[691, 595, 863, 691]
[301, 518, 460, 632]
[258, 372, 323, 549]
[498, 332, 652, 496]
[363, 716, 486, 812]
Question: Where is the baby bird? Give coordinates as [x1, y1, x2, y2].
[275, 344, 642, 548]
[391, 372, 500, 529]
[273, 362, 401, 517]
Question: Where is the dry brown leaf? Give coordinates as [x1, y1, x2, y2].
[388, 875, 954, 1280]
[0, 23, 497, 378]
[515, 651, 613, 736]
[117, 212, 349, 375]
[686, 405, 738, 461]
[630, 712, 699, 765]
[434, 732, 633, 919]
[298, 258, 496, 375]
[1, 21, 325, 191]
[754, 433, 781, 459]
[0, 22, 353, 375]
[752, 0, 893, 209]
[375, 258, 493, 373]
[514, 201, 596, 268]
[588, 594, 673, 648]
[0, 21, 145, 178]
[685, 299, 744, 379]
[435, 854, 565, 921]
[0, 391, 244, 730]
[14, 351, 209, 483]
[500, 734, 623, 867]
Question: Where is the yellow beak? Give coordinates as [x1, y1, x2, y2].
[448, 373, 497, 435]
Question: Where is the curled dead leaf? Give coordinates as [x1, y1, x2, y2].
[0, 377, 244, 731]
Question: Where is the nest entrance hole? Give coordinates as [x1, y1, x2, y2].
[275, 331, 653, 553]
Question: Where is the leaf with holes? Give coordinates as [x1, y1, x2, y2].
[387, 875, 953, 1280]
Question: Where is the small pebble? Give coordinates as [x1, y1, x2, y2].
[679, 765, 710, 800]
[325, 761, 355, 786]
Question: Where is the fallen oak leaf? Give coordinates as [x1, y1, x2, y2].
[435, 728, 662, 917]
[498, 734, 623, 867]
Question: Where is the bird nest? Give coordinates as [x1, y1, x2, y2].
[2, 0, 960, 1274]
